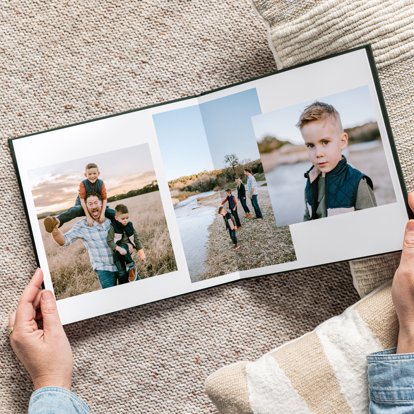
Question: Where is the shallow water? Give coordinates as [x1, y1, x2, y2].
[265, 140, 394, 227]
[175, 191, 217, 282]
[265, 161, 307, 227]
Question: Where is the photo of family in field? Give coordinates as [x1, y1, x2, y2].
[30, 144, 177, 300]
[154, 89, 297, 283]
[252, 86, 396, 226]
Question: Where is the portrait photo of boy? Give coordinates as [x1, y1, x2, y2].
[253, 86, 396, 227]
[298, 101, 376, 220]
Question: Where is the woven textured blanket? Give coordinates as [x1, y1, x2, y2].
[0, 1, 363, 413]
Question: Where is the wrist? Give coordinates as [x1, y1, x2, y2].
[33, 375, 72, 391]
[397, 329, 414, 353]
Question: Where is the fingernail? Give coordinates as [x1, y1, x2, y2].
[42, 290, 54, 303]
[408, 221, 414, 231]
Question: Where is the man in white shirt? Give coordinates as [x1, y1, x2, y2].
[244, 168, 263, 219]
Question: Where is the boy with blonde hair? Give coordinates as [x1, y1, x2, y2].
[44, 162, 115, 232]
[297, 101, 376, 220]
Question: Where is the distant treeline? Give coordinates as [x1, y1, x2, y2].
[258, 121, 380, 153]
[169, 159, 264, 193]
[37, 182, 159, 219]
[107, 182, 158, 202]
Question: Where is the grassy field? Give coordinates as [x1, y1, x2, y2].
[40, 191, 177, 299]
[201, 185, 297, 279]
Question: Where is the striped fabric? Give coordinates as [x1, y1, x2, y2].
[205, 282, 395, 413]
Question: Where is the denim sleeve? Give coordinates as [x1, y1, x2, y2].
[368, 348, 414, 413]
[29, 387, 90, 414]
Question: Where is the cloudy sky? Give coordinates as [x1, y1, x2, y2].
[30, 144, 156, 215]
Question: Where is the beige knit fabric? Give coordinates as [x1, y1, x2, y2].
[0, 2, 362, 413]
[350, 252, 401, 297]
[252, 0, 414, 296]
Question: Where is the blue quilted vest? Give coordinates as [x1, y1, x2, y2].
[304, 157, 373, 219]
[75, 178, 104, 205]
[111, 220, 136, 248]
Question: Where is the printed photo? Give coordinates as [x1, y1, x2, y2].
[154, 89, 296, 283]
[253, 86, 396, 226]
[30, 144, 177, 299]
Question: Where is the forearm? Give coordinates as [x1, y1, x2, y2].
[133, 230, 143, 251]
[80, 199, 91, 218]
[106, 227, 116, 251]
[51, 228, 65, 246]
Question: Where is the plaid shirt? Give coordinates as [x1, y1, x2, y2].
[64, 218, 117, 272]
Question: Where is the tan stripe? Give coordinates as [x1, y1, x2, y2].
[205, 362, 253, 414]
[271, 332, 352, 414]
[355, 283, 398, 349]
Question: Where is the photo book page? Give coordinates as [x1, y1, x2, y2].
[10, 46, 409, 324]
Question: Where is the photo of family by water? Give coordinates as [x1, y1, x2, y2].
[252, 86, 396, 227]
[30, 144, 177, 300]
[154, 89, 297, 283]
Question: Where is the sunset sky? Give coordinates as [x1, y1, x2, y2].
[30, 144, 156, 215]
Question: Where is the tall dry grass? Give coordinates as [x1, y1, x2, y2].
[40, 191, 177, 299]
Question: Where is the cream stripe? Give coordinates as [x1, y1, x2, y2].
[205, 362, 253, 414]
[272, 332, 352, 414]
[316, 308, 383, 414]
[246, 354, 312, 414]
[355, 283, 398, 349]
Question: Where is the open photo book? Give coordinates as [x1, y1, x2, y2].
[9, 46, 410, 324]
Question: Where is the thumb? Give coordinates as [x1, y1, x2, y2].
[40, 290, 63, 336]
[401, 220, 414, 264]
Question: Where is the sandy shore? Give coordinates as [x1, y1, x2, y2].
[199, 185, 297, 279]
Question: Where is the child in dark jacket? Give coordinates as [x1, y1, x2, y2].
[218, 206, 240, 250]
[297, 101, 376, 220]
[221, 189, 241, 228]
[107, 204, 146, 282]
[43, 162, 115, 232]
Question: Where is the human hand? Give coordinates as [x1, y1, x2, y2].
[9, 268, 73, 390]
[86, 216, 94, 227]
[392, 192, 414, 353]
[138, 249, 146, 263]
[128, 244, 134, 254]
[116, 246, 127, 256]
